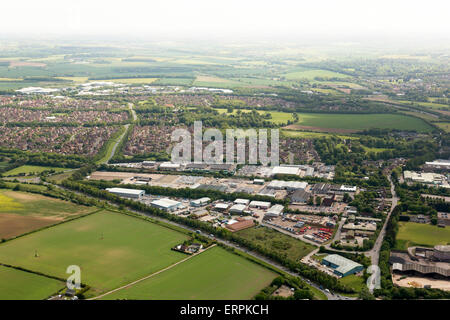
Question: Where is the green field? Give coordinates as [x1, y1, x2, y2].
[0, 189, 93, 218]
[102, 246, 277, 300]
[338, 275, 366, 293]
[285, 69, 349, 80]
[0, 211, 189, 296]
[237, 226, 316, 261]
[0, 265, 64, 300]
[4, 165, 67, 176]
[293, 113, 433, 132]
[395, 222, 450, 250]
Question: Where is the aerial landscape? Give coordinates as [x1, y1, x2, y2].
[0, 0, 449, 314]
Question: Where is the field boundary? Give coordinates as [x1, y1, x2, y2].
[89, 244, 217, 300]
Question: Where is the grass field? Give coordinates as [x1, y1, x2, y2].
[395, 222, 450, 250]
[0, 211, 189, 297]
[4, 165, 67, 176]
[0, 189, 95, 239]
[338, 275, 366, 293]
[237, 226, 316, 261]
[434, 122, 450, 133]
[0, 265, 64, 300]
[291, 113, 433, 133]
[102, 246, 277, 300]
[285, 69, 349, 80]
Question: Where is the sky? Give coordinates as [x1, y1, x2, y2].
[1, 0, 449, 41]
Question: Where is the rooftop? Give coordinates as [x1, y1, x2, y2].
[323, 254, 363, 275]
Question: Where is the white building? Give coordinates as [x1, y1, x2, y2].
[106, 187, 145, 199]
[265, 204, 284, 217]
[249, 201, 271, 209]
[229, 204, 246, 214]
[271, 166, 300, 176]
[151, 198, 182, 211]
[159, 162, 181, 170]
[190, 197, 211, 207]
[267, 180, 308, 191]
[234, 198, 250, 205]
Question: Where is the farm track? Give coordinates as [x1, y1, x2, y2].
[89, 244, 216, 300]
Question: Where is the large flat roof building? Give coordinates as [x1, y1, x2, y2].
[106, 187, 145, 199]
[322, 254, 364, 277]
[151, 198, 182, 211]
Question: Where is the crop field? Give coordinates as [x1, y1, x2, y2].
[101, 246, 277, 300]
[0, 265, 64, 300]
[434, 122, 450, 133]
[290, 113, 433, 133]
[395, 222, 450, 250]
[4, 165, 67, 176]
[0, 189, 95, 239]
[237, 226, 316, 261]
[0, 211, 189, 297]
[285, 69, 349, 80]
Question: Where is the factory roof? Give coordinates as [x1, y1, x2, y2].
[323, 254, 363, 275]
[151, 198, 181, 208]
[106, 187, 145, 195]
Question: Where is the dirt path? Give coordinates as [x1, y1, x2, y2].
[89, 244, 216, 300]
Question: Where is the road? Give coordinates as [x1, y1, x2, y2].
[321, 174, 398, 267]
[365, 175, 398, 266]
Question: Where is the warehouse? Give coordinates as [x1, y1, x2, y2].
[268, 180, 308, 191]
[234, 198, 250, 205]
[229, 204, 246, 214]
[265, 204, 284, 217]
[159, 162, 181, 170]
[190, 197, 211, 207]
[106, 187, 145, 199]
[270, 166, 300, 176]
[290, 189, 311, 203]
[214, 203, 230, 211]
[249, 200, 271, 209]
[151, 198, 182, 211]
[321, 254, 364, 277]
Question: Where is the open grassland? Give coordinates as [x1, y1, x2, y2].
[102, 246, 277, 300]
[285, 69, 350, 80]
[4, 165, 67, 176]
[291, 113, 433, 133]
[281, 129, 356, 140]
[0, 211, 189, 297]
[395, 222, 450, 250]
[338, 275, 366, 294]
[434, 122, 450, 133]
[103, 78, 158, 84]
[0, 189, 95, 239]
[237, 226, 316, 261]
[0, 265, 64, 300]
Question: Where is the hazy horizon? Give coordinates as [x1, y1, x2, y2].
[1, 0, 449, 42]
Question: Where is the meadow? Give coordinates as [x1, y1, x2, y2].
[0, 265, 64, 300]
[0, 211, 189, 297]
[292, 113, 433, 133]
[284, 69, 350, 80]
[237, 226, 316, 261]
[0, 189, 95, 239]
[395, 222, 450, 250]
[101, 246, 277, 300]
